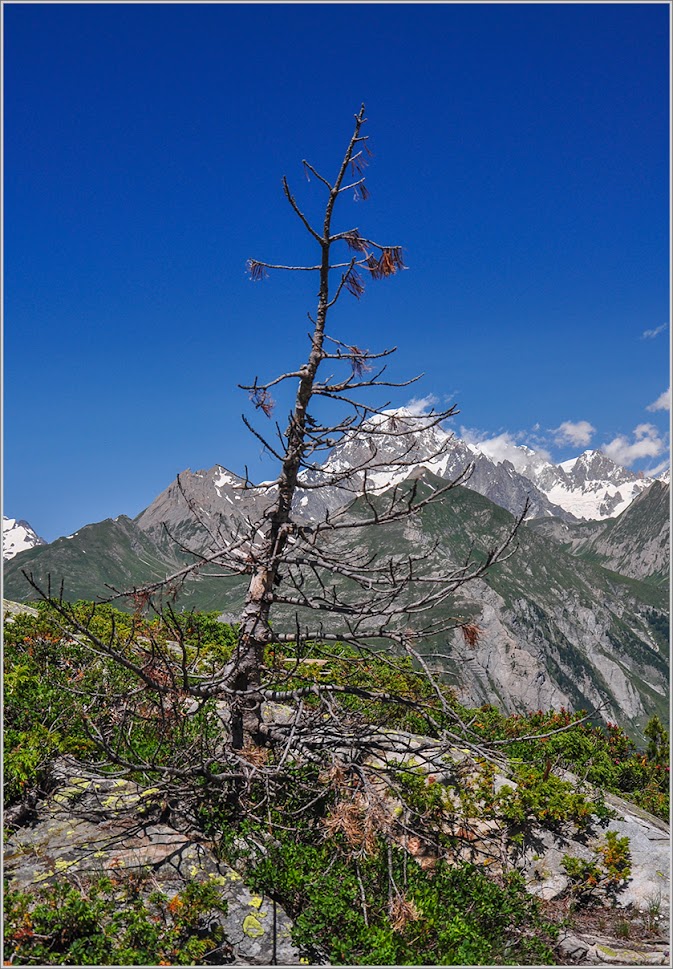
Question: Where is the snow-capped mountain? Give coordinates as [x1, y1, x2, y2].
[296, 411, 660, 524]
[477, 446, 656, 521]
[2, 517, 46, 561]
[295, 411, 575, 523]
[537, 450, 653, 520]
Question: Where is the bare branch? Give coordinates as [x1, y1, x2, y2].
[302, 160, 332, 190]
[282, 176, 324, 244]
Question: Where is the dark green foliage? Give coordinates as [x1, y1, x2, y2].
[644, 714, 669, 764]
[198, 764, 558, 965]
[495, 766, 614, 831]
[3, 872, 229, 965]
[252, 842, 557, 965]
[5, 604, 669, 820]
[179, 610, 238, 658]
[463, 704, 670, 820]
[3, 602, 235, 805]
[265, 638, 447, 735]
[4, 608, 100, 803]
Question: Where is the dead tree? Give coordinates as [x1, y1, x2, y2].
[24, 104, 530, 786]
[235, 105, 531, 749]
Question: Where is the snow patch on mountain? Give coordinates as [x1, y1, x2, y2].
[314, 412, 656, 523]
[534, 449, 653, 520]
[213, 466, 245, 496]
[466, 443, 654, 521]
[313, 409, 462, 495]
[2, 517, 46, 561]
[541, 476, 647, 520]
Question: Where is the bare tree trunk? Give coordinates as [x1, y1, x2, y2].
[231, 111, 365, 747]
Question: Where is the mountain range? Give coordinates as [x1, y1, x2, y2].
[3, 421, 669, 741]
[3, 416, 663, 566]
[293, 411, 659, 524]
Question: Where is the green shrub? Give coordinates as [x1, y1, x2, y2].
[463, 705, 669, 821]
[3, 872, 229, 965]
[252, 839, 557, 965]
[562, 831, 631, 903]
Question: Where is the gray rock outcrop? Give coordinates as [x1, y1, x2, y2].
[4, 762, 306, 966]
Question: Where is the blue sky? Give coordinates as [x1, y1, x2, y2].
[3, 2, 670, 542]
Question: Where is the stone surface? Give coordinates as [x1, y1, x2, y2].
[557, 930, 670, 966]
[519, 787, 670, 933]
[2, 598, 38, 620]
[4, 765, 306, 966]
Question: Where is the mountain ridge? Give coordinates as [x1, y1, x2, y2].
[4, 425, 664, 561]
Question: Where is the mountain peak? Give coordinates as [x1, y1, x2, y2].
[574, 449, 638, 481]
[542, 449, 651, 520]
[2, 517, 46, 561]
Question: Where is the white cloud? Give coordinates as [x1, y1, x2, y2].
[602, 423, 667, 467]
[643, 457, 670, 478]
[404, 394, 439, 416]
[646, 387, 670, 412]
[552, 420, 596, 448]
[471, 432, 522, 466]
[463, 430, 551, 471]
[460, 426, 485, 446]
[641, 323, 668, 340]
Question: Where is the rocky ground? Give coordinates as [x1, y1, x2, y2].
[4, 761, 302, 966]
[4, 750, 670, 966]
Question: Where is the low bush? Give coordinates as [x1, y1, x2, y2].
[3, 872, 229, 965]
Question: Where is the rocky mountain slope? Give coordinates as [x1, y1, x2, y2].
[474, 445, 654, 521]
[294, 414, 570, 523]
[4, 516, 189, 604]
[93, 415, 658, 547]
[301, 473, 669, 740]
[530, 479, 670, 587]
[579, 479, 670, 583]
[548, 450, 654, 519]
